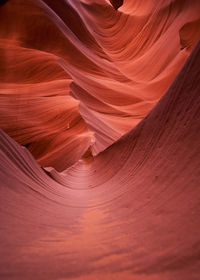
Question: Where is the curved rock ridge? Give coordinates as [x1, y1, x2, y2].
[0, 39, 200, 279]
[0, 0, 200, 169]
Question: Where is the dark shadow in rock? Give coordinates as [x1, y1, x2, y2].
[0, 0, 9, 6]
[109, 0, 123, 10]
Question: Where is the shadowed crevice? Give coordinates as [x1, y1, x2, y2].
[109, 0, 123, 10]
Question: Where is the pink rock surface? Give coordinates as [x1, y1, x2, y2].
[0, 0, 200, 279]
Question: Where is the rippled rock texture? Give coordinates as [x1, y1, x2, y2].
[0, 0, 200, 279]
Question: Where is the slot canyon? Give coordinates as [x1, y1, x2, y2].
[0, 0, 200, 279]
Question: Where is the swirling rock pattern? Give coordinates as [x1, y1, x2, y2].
[0, 0, 200, 279]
